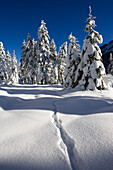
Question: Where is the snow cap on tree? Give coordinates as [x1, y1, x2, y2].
[51, 39, 55, 46]
[6, 50, 11, 61]
[38, 20, 50, 41]
[85, 6, 96, 32]
[69, 33, 76, 43]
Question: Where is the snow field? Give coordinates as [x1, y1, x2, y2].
[0, 85, 70, 170]
[0, 84, 113, 170]
[56, 88, 113, 170]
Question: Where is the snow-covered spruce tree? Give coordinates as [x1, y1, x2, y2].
[108, 53, 113, 75]
[49, 39, 58, 84]
[5, 50, 12, 83]
[19, 39, 26, 84]
[21, 34, 33, 84]
[20, 38, 28, 84]
[37, 20, 50, 85]
[11, 50, 18, 84]
[0, 42, 7, 84]
[29, 38, 39, 84]
[57, 42, 67, 85]
[64, 33, 81, 88]
[20, 34, 38, 84]
[74, 6, 106, 90]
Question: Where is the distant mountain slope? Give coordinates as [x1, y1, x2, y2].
[101, 40, 113, 72]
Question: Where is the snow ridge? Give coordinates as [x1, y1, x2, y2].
[52, 101, 85, 170]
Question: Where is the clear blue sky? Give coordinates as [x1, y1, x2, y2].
[0, 0, 113, 63]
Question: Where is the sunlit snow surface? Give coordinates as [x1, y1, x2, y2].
[0, 81, 113, 170]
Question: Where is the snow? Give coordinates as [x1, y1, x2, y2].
[0, 80, 113, 170]
[101, 40, 113, 55]
[74, 6, 106, 91]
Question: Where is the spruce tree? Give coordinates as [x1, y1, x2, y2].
[37, 20, 50, 85]
[11, 50, 18, 84]
[64, 33, 81, 88]
[20, 33, 40, 84]
[57, 42, 67, 85]
[49, 39, 57, 84]
[5, 50, 12, 83]
[74, 6, 106, 90]
[0, 42, 7, 84]
[20, 37, 29, 84]
[108, 53, 113, 75]
[30, 38, 39, 84]
[20, 34, 36, 84]
[24, 33, 33, 84]
[19, 40, 26, 84]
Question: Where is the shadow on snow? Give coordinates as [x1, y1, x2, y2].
[0, 162, 63, 170]
[0, 85, 113, 115]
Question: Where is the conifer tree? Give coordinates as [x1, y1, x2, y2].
[57, 42, 67, 85]
[11, 50, 18, 84]
[30, 38, 39, 84]
[0, 42, 7, 84]
[74, 6, 106, 90]
[5, 50, 12, 83]
[108, 53, 113, 75]
[20, 37, 29, 84]
[64, 33, 81, 88]
[20, 34, 38, 84]
[49, 39, 57, 84]
[19, 39, 26, 84]
[24, 33, 33, 84]
[37, 20, 50, 85]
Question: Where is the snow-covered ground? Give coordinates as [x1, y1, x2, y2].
[0, 82, 113, 170]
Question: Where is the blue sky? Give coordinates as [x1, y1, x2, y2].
[0, 0, 113, 63]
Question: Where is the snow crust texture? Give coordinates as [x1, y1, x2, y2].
[0, 84, 113, 170]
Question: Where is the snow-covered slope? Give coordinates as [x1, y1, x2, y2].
[101, 40, 113, 72]
[101, 40, 113, 55]
[0, 82, 113, 170]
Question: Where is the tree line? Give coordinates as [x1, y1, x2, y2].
[0, 6, 113, 90]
